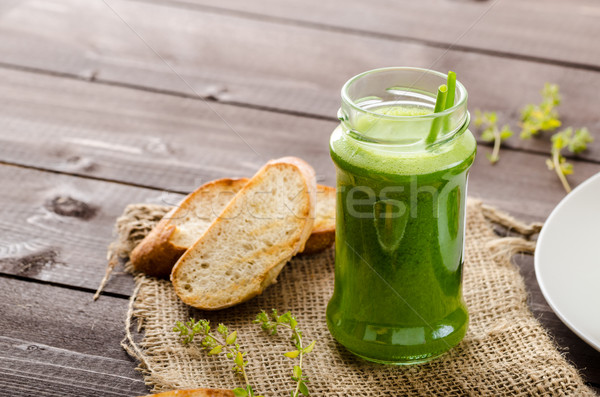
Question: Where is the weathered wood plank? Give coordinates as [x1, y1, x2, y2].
[0, 0, 599, 161]
[0, 276, 148, 396]
[0, 68, 334, 192]
[152, 0, 600, 69]
[1, 144, 599, 294]
[468, 149, 600, 222]
[0, 163, 186, 295]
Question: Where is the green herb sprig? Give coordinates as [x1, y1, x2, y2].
[255, 310, 315, 397]
[474, 110, 514, 164]
[173, 319, 261, 397]
[547, 127, 593, 192]
[475, 83, 593, 192]
[520, 83, 562, 139]
[174, 310, 315, 397]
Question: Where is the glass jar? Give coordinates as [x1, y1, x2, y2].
[327, 67, 476, 364]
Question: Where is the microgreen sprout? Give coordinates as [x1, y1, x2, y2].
[476, 83, 593, 191]
[474, 110, 514, 164]
[255, 310, 315, 397]
[547, 127, 594, 192]
[174, 310, 315, 397]
[520, 83, 561, 139]
[173, 319, 261, 397]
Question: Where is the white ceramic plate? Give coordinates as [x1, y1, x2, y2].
[535, 172, 600, 352]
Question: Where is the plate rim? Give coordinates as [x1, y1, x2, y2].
[534, 171, 600, 352]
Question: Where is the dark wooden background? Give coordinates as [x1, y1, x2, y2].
[1, 0, 599, 395]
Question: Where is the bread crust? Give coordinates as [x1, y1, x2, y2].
[171, 157, 317, 310]
[130, 177, 334, 278]
[129, 219, 183, 277]
[302, 228, 336, 254]
[301, 185, 335, 255]
[129, 178, 247, 277]
[137, 388, 234, 397]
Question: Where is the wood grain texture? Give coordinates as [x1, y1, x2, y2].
[0, 0, 599, 161]
[0, 0, 599, 390]
[150, 0, 600, 69]
[1, 145, 599, 294]
[0, 276, 148, 396]
[0, 163, 183, 295]
[0, 66, 597, 221]
[0, 67, 333, 192]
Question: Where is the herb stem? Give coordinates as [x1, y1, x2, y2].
[209, 331, 250, 387]
[552, 149, 572, 193]
[490, 128, 502, 164]
[293, 339, 303, 397]
[280, 323, 303, 397]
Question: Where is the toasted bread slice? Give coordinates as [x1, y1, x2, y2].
[130, 179, 335, 277]
[138, 389, 233, 397]
[130, 178, 247, 277]
[302, 184, 335, 254]
[171, 157, 316, 310]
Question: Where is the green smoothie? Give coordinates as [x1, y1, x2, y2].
[327, 103, 476, 364]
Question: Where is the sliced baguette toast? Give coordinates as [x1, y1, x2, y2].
[138, 389, 233, 397]
[171, 157, 316, 310]
[130, 179, 335, 277]
[130, 178, 247, 277]
[302, 184, 335, 254]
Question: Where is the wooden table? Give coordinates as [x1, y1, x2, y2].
[1, 0, 599, 394]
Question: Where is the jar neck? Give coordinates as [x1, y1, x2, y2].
[339, 67, 469, 152]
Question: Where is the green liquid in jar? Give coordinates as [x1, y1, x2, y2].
[327, 104, 476, 364]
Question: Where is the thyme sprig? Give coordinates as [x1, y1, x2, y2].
[174, 310, 315, 397]
[520, 83, 562, 139]
[255, 310, 315, 397]
[173, 319, 259, 397]
[474, 110, 514, 164]
[475, 83, 593, 192]
[547, 127, 593, 192]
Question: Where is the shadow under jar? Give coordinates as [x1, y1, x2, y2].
[327, 67, 476, 364]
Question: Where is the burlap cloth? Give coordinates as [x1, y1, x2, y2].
[108, 199, 596, 396]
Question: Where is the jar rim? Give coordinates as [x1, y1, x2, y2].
[341, 67, 468, 120]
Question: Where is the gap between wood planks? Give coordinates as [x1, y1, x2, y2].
[0, 61, 598, 171]
[2, 0, 600, 162]
[0, 159, 190, 195]
[0, 272, 130, 300]
[131, 0, 600, 74]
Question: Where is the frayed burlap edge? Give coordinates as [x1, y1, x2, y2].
[107, 199, 596, 396]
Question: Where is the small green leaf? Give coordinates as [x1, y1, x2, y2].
[293, 365, 302, 379]
[234, 351, 244, 367]
[233, 387, 248, 397]
[541, 118, 561, 131]
[284, 350, 300, 359]
[226, 331, 237, 345]
[303, 340, 316, 354]
[298, 380, 309, 396]
[568, 127, 593, 154]
[217, 323, 228, 336]
[480, 129, 495, 142]
[545, 158, 554, 170]
[499, 125, 514, 140]
[560, 161, 574, 175]
[255, 311, 269, 324]
[208, 345, 222, 355]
